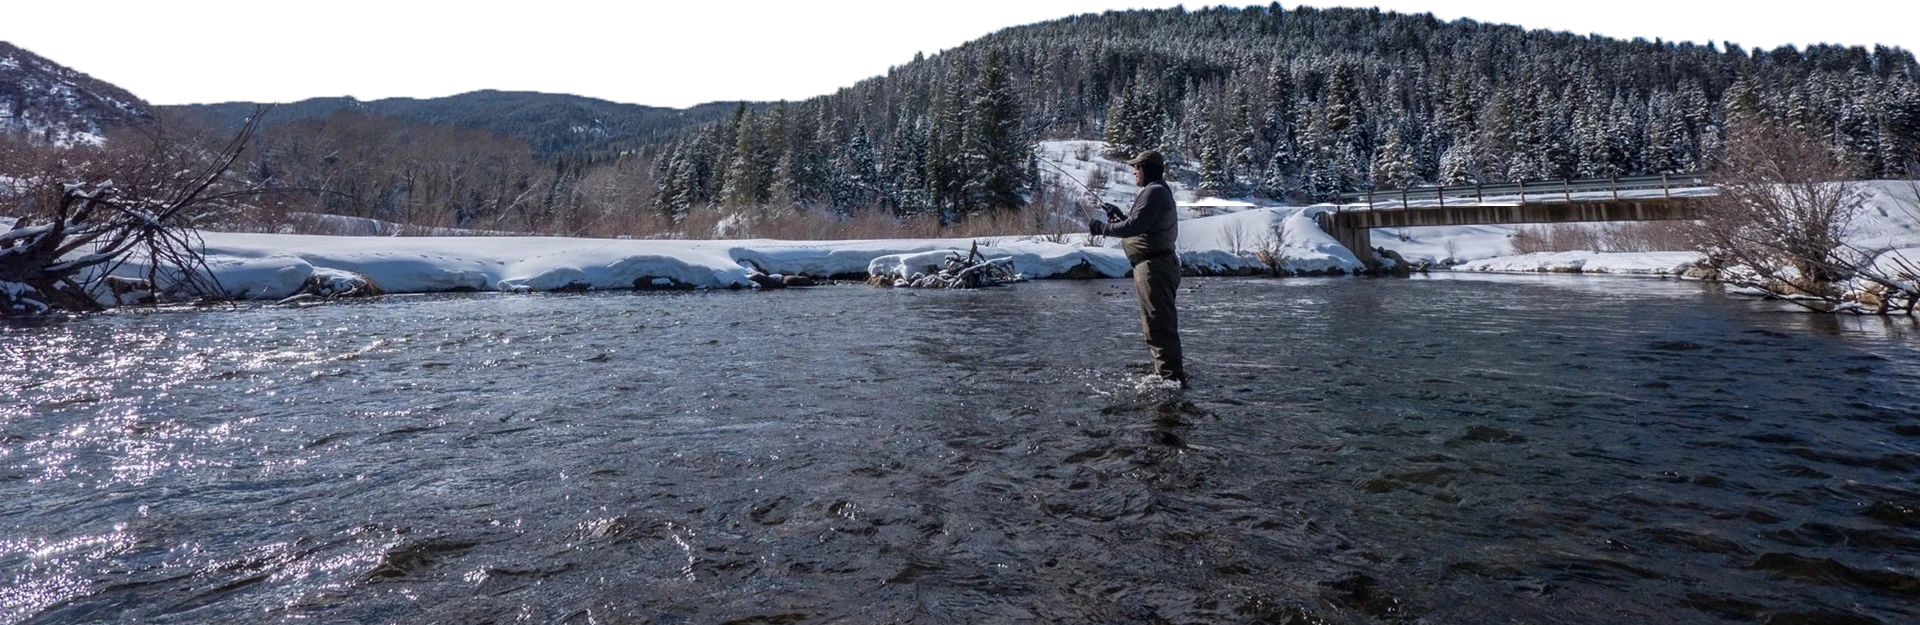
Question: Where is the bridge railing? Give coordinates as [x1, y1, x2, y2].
[1334, 173, 1711, 209]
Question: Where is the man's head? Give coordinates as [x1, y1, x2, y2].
[1128, 150, 1165, 185]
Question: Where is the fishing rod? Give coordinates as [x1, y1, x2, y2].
[1037, 158, 1127, 223]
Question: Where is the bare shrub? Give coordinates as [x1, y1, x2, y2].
[1598, 222, 1693, 252]
[1219, 218, 1253, 255]
[1255, 220, 1291, 274]
[1508, 226, 1552, 255]
[1693, 118, 1863, 305]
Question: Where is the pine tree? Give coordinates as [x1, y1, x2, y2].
[653, 142, 689, 222]
[962, 48, 1030, 212]
[1262, 59, 1295, 150]
[1228, 84, 1259, 193]
[1103, 82, 1139, 149]
[1642, 93, 1683, 174]
[721, 110, 772, 206]
[1437, 139, 1477, 185]
[1370, 127, 1419, 189]
[768, 151, 798, 210]
[927, 62, 969, 219]
[1262, 143, 1298, 199]
[1880, 76, 1920, 176]
[1197, 133, 1229, 197]
[1834, 71, 1883, 176]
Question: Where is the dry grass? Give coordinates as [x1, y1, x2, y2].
[1509, 222, 1695, 255]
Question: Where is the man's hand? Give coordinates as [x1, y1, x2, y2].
[1101, 202, 1126, 221]
[1087, 218, 1107, 236]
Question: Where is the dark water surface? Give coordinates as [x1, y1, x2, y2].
[4, 275, 1918, 624]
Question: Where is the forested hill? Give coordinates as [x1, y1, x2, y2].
[648, 3, 1920, 220]
[0, 41, 152, 145]
[169, 91, 754, 156]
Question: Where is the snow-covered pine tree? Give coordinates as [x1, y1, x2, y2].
[1834, 71, 1883, 177]
[832, 122, 879, 212]
[1262, 142, 1299, 198]
[1642, 93, 1682, 174]
[1369, 126, 1419, 190]
[1880, 76, 1920, 176]
[1261, 59, 1294, 154]
[721, 109, 772, 206]
[768, 151, 798, 211]
[1103, 85, 1137, 150]
[1228, 83, 1259, 195]
[1197, 134, 1229, 197]
[1437, 139, 1477, 185]
[962, 48, 1029, 212]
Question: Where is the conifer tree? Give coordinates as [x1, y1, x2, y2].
[962, 48, 1029, 212]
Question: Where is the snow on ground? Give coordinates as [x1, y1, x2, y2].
[73, 204, 1363, 302]
[99, 233, 1135, 300]
[1036, 140, 1199, 210]
[70, 141, 1360, 303]
[1395, 181, 1920, 276]
[1454, 251, 1701, 275]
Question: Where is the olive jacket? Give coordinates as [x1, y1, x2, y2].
[1093, 180, 1178, 263]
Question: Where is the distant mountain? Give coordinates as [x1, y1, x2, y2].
[0, 41, 152, 144]
[168, 91, 758, 156]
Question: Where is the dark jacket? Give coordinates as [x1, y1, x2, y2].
[1096, 180, 1178, 263]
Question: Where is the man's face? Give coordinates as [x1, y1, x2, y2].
[1133, 165, 1146, 187]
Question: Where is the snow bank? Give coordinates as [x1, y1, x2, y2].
[72, 200, 1366, 303]
[94, 233, 1144, 300]
[1171, 207, 1362, 274]
[1454, 251, 1702, 275]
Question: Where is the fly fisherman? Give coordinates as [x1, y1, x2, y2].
[1089, 150, 1186, 387]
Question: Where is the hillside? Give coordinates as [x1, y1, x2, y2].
[0, 41, 152, 144]
[168, 91, 756, 156]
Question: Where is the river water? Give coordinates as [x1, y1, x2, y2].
[3, 275, 1918, 624]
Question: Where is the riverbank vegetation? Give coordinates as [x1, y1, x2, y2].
[1, 114, 262, 316]
[1695, 118, 1920, 314]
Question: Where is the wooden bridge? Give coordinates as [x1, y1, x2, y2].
[1319, 174, 1715, 268]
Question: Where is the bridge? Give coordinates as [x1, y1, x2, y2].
[1318, 174, 1716, 269]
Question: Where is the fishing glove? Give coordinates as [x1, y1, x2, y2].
[1088, 219, 1107, 236]
[1101, 203, 1126, 221]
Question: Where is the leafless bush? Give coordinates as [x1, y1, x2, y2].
[1255, 221, 1290, 274]
[1086, 166, 1109, 194]
[2, 112, 265, 315]
[1508, 228, 1542, 255]
[1597, 222, 1693, 252]
[1693, 118, 1866, 309]
[1219, 218, 1253, 255]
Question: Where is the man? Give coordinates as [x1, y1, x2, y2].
[1089, 150, 1185, 386]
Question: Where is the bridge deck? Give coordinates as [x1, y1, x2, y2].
[1339, 186, 1716, 212]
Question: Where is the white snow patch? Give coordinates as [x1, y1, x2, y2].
[1454, 251, 1702, 275]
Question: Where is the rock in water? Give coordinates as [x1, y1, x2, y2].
[747, 272, 786, 289]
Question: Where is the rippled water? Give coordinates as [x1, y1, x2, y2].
[4, 275, 1918, 624]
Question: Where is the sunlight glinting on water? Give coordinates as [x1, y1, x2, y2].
[3, 280, 1917, 623]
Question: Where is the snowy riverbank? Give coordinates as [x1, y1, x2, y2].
[79, 206, 1362, 303]
[1452, 251, 1704, 276]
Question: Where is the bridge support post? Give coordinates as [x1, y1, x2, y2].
[1315, 211, 1376, 272]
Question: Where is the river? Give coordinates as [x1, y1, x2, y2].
[4, 275, 1918, 624]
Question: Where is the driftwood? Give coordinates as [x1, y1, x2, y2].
[890, 242, 1025, 289]
[1, 110, 268, 316]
